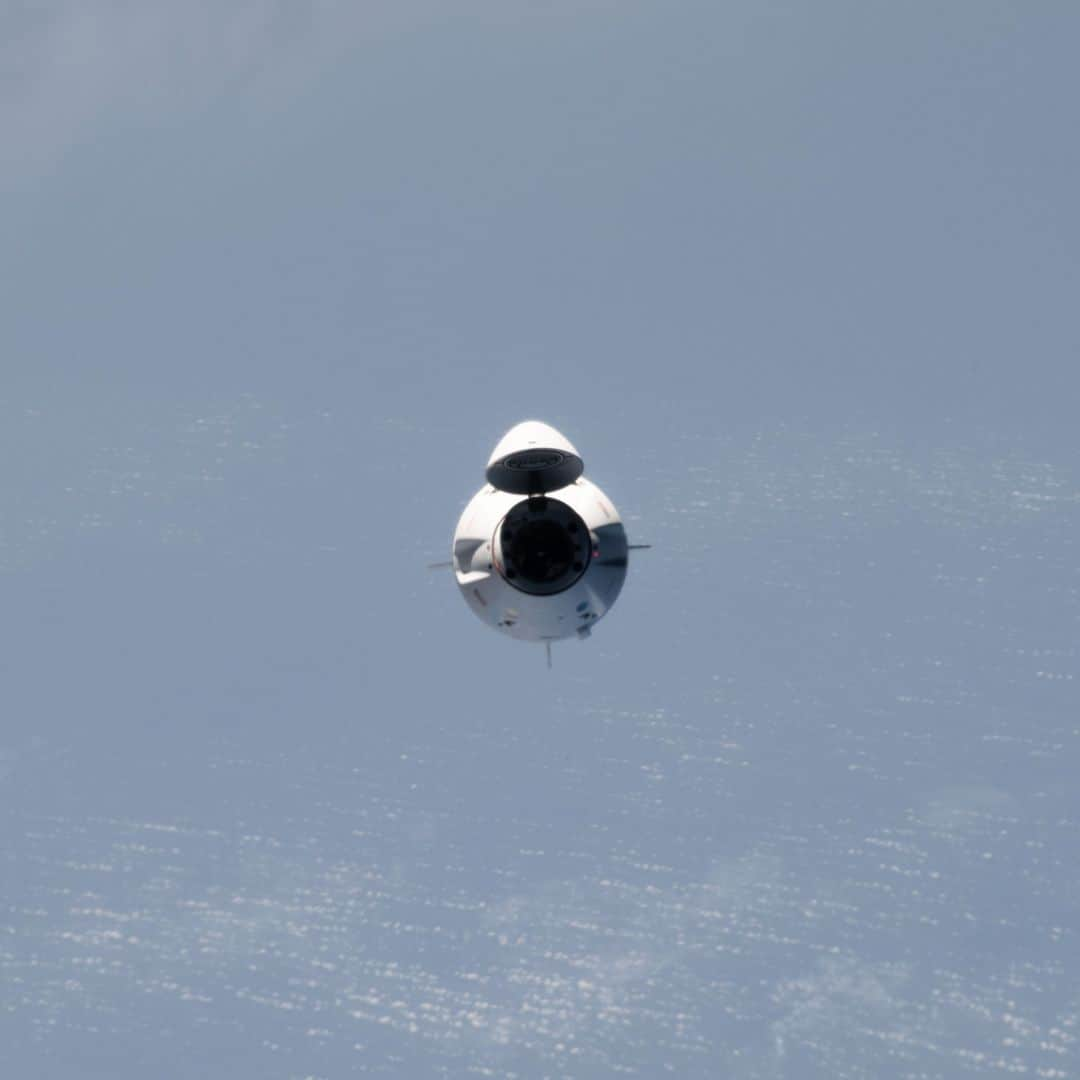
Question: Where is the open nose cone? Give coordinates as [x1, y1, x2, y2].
[485, 420, 584, 495]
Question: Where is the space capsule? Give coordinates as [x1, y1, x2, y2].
[450, 421, 640, 652]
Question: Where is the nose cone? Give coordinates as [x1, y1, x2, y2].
[485, 420, 584, 495]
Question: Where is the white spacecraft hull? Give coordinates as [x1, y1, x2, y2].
[452, 422, 630, 644]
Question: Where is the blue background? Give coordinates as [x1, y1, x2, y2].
[2, 4, 1078, 1076]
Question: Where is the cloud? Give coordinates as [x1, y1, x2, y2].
[0, 746, 17, 783]
[0, 1, 444, 182]
[1, 0, 623, 184]
[770, 955, 925, 1070]
[913, 784, 1019, 838]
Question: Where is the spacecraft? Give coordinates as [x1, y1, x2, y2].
[444, 421, 646, 662]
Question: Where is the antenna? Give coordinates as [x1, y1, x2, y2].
[545, 641, 552, 670]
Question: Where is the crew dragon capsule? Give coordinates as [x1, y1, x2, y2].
[447, 421, 646, 660]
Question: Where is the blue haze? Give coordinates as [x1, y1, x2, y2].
[2, 3, 1078, 1077]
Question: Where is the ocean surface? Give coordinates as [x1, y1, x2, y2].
[2, 398, 1076, 1078]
